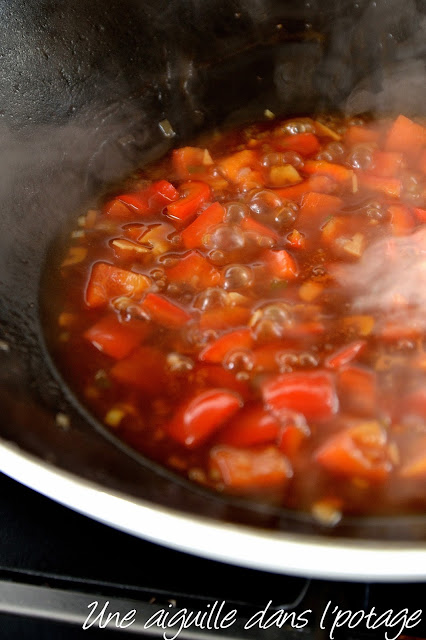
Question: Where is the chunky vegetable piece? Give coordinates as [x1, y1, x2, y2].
[52, 114, 426, 517]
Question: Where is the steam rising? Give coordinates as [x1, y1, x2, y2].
[333, 228, 426, 330]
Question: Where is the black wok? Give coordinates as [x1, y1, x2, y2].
[1, 0, 426, 580]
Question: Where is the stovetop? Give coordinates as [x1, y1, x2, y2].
[0, 472, 424, 639]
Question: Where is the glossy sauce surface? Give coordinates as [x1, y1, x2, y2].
[49, 114, 426, 521]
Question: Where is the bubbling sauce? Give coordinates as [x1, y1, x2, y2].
[48, 114, 426, 521]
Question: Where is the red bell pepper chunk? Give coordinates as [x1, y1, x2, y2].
[399, 436, 426, 478]
[370, 151, 404, 178]
[241, 216, 280, 243]
[167, 389, 243, 448]
[262, 249, 299, 279]
[216, 404, 281, 447]
[166, 181, 211, 222]
[357, 173, 401, 198]
[141, 293, 191, 329]
[103, 199, 134, 220]
[413, 206, 426, 223]
[180, 202, 225, 249]
[252, 342, 295, 373]
[199, 328, 253, 364]
[85, 262, 151, 309]
[337, 366, 377, 416]
[303, 160, 354, 183]
[298, 192, 343, 224]
[199, 306, 251, 331]
[316, 421, 392, 482]
[166, 250, 221, 289]
[110, 346, 167, 394]
[384, 114, 426, 160]
[262, 370, 338, 422]
[172, 147, 212, 180]
[274, 175, 336, 202]
[325, 340, 367, 370]
[286, 321, 325, 338]
[117, 180, 179, 216]
[377, 322, 422, 342]
[195, 364, 251, 400]
[277, 422, 309, 458]
[344, 125, 381, 146]
[84, 314, 149, 359]
[388, 204, 415, 236]
[217, 150, 259, 182]
[210, 445, 291, 490]
[274, 133, 321, 157]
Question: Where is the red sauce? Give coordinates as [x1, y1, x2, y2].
[49, 114, 426, 520]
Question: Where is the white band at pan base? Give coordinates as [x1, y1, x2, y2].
[0, 438, 425, 583]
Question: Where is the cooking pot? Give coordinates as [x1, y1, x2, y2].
[1, 0, 426, 581]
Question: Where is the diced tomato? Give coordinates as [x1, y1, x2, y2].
[274, 175, 336, 202]
[262, 370, 338, 421]
[110, 346, 167, 394]
[316, 421, 392, 482]
[241, 216, 280, 243]
[199, 328, 253, 364]
[210, 445, 291, 489]
[325, 340, 367, 369]
[166, 181, 211, 222]
[357, 173, 401, 198]
[199, 306, 251, 331]
[370, 151, 404, 178]
[84, 314, 149, 359]
[141, 293, 191, 329]
[337, 366, 377, 416]
[85, 262, 151, 308]
[216, 404, 280, 447]
[344, 125, 381, 146]
[117, 180, 179, 216]
[263, 249, 299, 279]
[278, 422, 309, 458]
[166, 250, 221, 289]
[286, 229, 306, 249]
[298, 192, 343, 224]
[172, 147, 213, 180]
[303, 160, 354, 183]
[180, 202, 225, 249]
[274, 133, 321, 157]
[167, 389, 243, 448]
[388, 204, 415, 236]
[384, 115, 426, 160]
